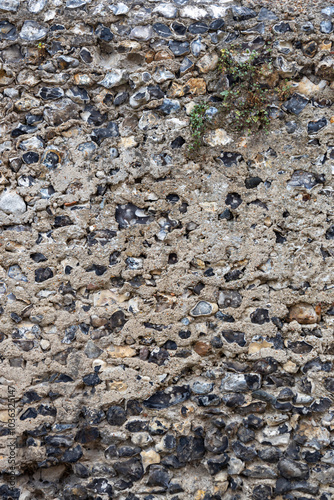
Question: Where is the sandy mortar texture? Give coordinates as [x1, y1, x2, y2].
[1, 0, 334, 499]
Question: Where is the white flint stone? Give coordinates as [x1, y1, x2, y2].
[109, 2, 129, 14]
[130, 25, 153, 41]
[20, 21, 48, 41]
[228, 458, 245, 475]
[204, 129, 232, 147]
[27, 0, 47, 12]
[0, 0, 20, 12]
[0, 191, 26, 215]
[153, 3, 177, 18]
[208, 4, 230, 18]
[66, 0, 87, 8]
[180, 6, 207, 19]
[99, 70, 128, 89]
[221, 374, 247, 392]
[153, 67, 175, 83]
[192, 380, 214, 394]
[20, 137, 44, 150]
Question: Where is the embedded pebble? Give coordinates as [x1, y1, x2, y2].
[0, 191, 26, 214]
[20, 20, 48, 40]
[190, 301, 218, 317]
[288, 303, 320, 324]
[27, 0, 46, 13]
[0, 0, 20, 11]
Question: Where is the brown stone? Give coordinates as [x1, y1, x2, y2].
[258, 64, 279, 88]
[169, 78, 206, 98]
[320, 40, 332, 51]
[108, 345, 136, 358]
[155, 50, 173, 61]
[185, 77, 206, 96]
[194, 341, 211, 356]
[168, 82, 185, 98]
[288, 303, 320, 324]
[119, 40, 141, 52]
[145, 50, 155, 63]
[248, 340, 272, 354]
[0, 68, 13, 85]
[316, 56, 334, 79]
[108, 381, 127, 391]
[203, 128, 232, 147]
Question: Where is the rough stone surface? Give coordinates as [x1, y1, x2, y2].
[0, 1, 334, 499]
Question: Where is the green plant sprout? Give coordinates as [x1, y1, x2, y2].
[188, 44, 292, 149]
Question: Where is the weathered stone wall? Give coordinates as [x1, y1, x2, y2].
[1, 0, 334, 498]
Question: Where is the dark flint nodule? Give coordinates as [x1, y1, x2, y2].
[225, 193, 242, 209]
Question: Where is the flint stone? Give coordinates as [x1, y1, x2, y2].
[190, 301, 218, 317]
[278, 458, 309, 479]
[66, 0, 87, 7]
[287, 170, 325, 189]
[222, 330, 245, 347]
[159, 98, 180, 114]
[44, 98, 80, 126]
[258, 446, 282, 463]
[232, 441, 257, 461]
[0, 21, 17, 41]
[320, 20, 333, 33]
[273, 22, 292, 33]
[8, 265, 27, 281]
[283, 94, 309, 115]
[0, 0, 19, 11]
[35, 267, 53, 282]
[243, 465, 277, 479]
[115, 203, 154, 229]
[207, 454, 229, 474]
[221, 373, 261, 392]
[177, 435, 205, 463]
[0, 191, 26, 215]
[39, 87, 64, 100]
[192, 380, 214, 394]
[144, 386, 191, 409]
[28, 0, 46, 12]
[232, 6, 256, 21]
[218, 290, 242, 309]
[307, 117, 327, 134]
[130, 25, 153, 41]
[153, 22, 172, 37]
[153, 4, 177, 18]
[20, 21, 48, 41]
[180, 57, 194, 75]
[322, 6, 334, 16]
[99, 70, 128, 89]
[109, 2, 129, 15]
[258, 7, 277, 20]
[250, 308, 270, 324]
[106, 406, 126, 426]
[113, 457, 144, 481]
[168, 40, 190, 56]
